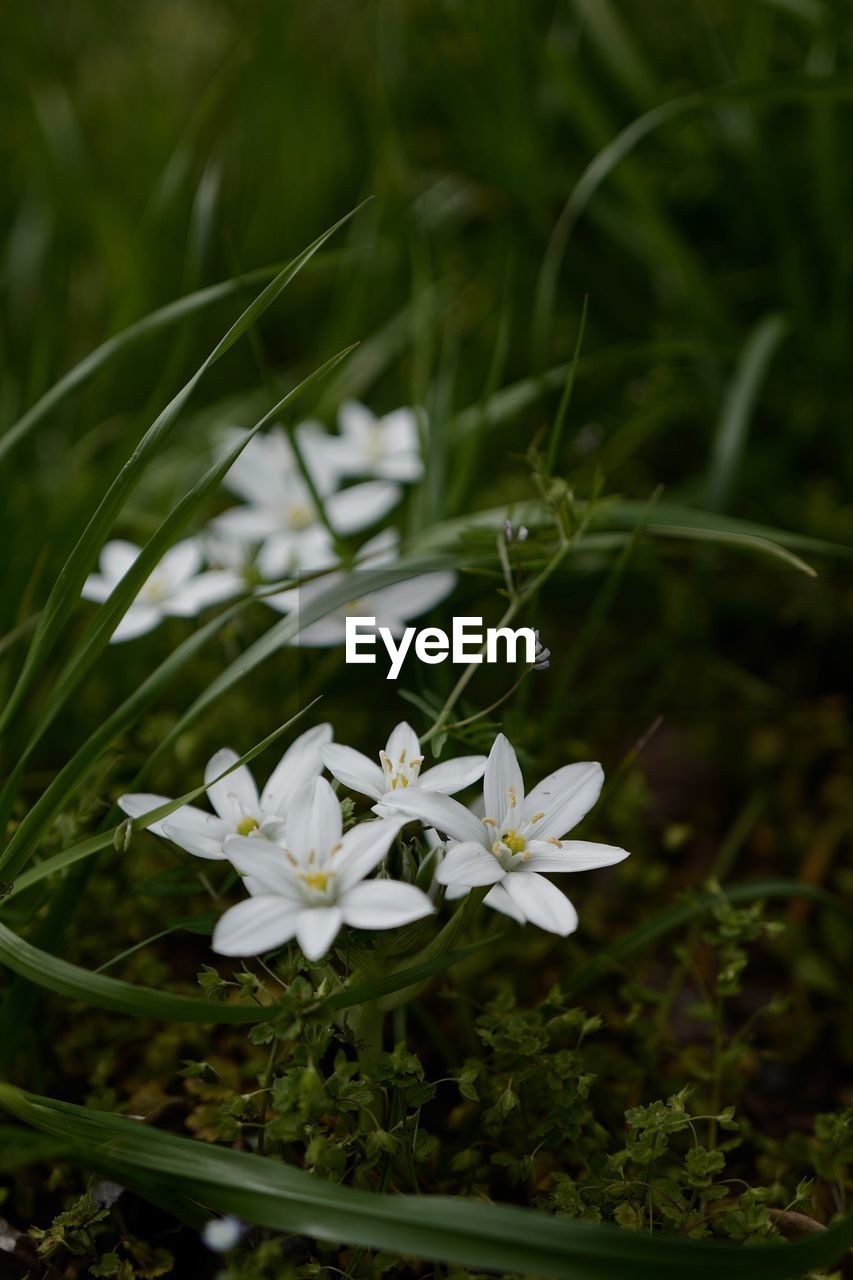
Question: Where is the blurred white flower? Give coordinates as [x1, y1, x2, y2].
[325, 400, 424, 483]
[215, 777, 433, 959]
[322, 720, 485, 803]
[82, 538, 242, 643]
[212, 424, 402, 575]
[378, 733, 628, 936]
[264, 531, 456, 646]
[118, 724, 332, 858]
[202, 1215, 243, 1252]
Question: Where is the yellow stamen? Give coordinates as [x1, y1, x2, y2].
[302, 871, 329, 892]
[236, 815, 259, 836]
[503, 829, 527, 855]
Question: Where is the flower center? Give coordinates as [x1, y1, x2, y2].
[236, 815, 260, 836]
[301, 870, 329, 892]
[380, 748, 423, 791]
[502, 829, 527, 855]
[286, 501, 315, 531]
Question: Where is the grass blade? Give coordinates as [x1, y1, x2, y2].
[707, 313, 788, 510]
[0, 202, 369, 739]
[1, 1085, 850, 1279]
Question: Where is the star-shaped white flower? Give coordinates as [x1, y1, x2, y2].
[264, 531, 456, 645]
[118, 724, 333, 858]
[378, 733, 629, 936]
[214, 777, 433, 959]
[322, 721, 485, 804]
[82, 538, 242, 643]
[212, 425, 402, 576]
[324, 401, 424, 483]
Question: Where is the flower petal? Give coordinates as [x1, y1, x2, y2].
[384, 721, 421, 765]
[341, 880, 433, 930]
[223, 836, 304, 896]
[212, 896, 300, 956]
[101, 540, 140, 584]
[159, 538, 203, 586]
[161, 818, 228, 860]
[261, 724, 334, 814]
[295, 906, 342, 960]
[285, 777, 342, 862]
[110, 606, 163, 642]
[375, 789, 485, 845]
[81, 574, 113, 604]
[503, 872, 578, 936]
[525, 839, 629, 873]
[326, 481, 402, 534]
[371, 572, 456, 623]
[204, 749, 260, 826]
[522, 762, 604, 840]
[118, 792, 172, 837]
[484, 734, 524, 829]
[320, 743, 385, 801]
[435, 841, 504, 887]
[483, 880, 526, 924]
[336, 817, 407, 891]
[164, 571, 242, 616]
[418, 754, 487, 794]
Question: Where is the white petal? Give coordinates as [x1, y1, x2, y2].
[118, 792, 172, 838]
[384, 721, 421, 766]
[119, 795, 225, 851]
[295, 906, 342, 960]
[258, 527, 336, 579]
[110, 606, 163, 642]
[285, 777, 342, 862]
[336, 817, 407, 891]
[341, 880, 433, 930]
[100, 540, 140, 584]
[212, 896, 300, 956]
[161, 818, 228, 860]
[484, 734, 525, 830]
[212, 505, 279, 542]
[371, 572, 456, 623]
[435, 841, 503, 887]
[523, 762, 604, 840]
[503, 872, 579, 936]
[81, 574, 113, 603]
[483, 880, 526, 924]
[525, 839, 630, 873]
[319, 744, 385, 801]
[418, 755, 487, 794]
[159, 538, 203, 586]
[375, 789, 485, 845]
[204, 749, 259, 826]
[338, 400, 375, 441]
[326, 481, 402, 534]
[164, 571, 242, 616]
[223, 836, 304, 896]
[261, 724, 334, 814]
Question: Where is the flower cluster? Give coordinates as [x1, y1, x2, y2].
[120, 722, 629, 959]
[83, 402, 455, 644]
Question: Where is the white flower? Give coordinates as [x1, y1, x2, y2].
[202, 1216, 243, 1252]
[214, 777, 433, 959]
[264, 531, 456, 646]
[82, 538, 242, 643]
[324, 400, 424, 483]
[212, 424, 402, 575]
[118, 724, 333, 859]
[322, 720, 485, 804]
[378, 733, 629, 936]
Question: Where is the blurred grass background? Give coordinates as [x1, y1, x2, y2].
[0, 2, 850, 970]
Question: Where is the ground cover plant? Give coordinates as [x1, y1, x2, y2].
[0, 2, 851, 1277]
